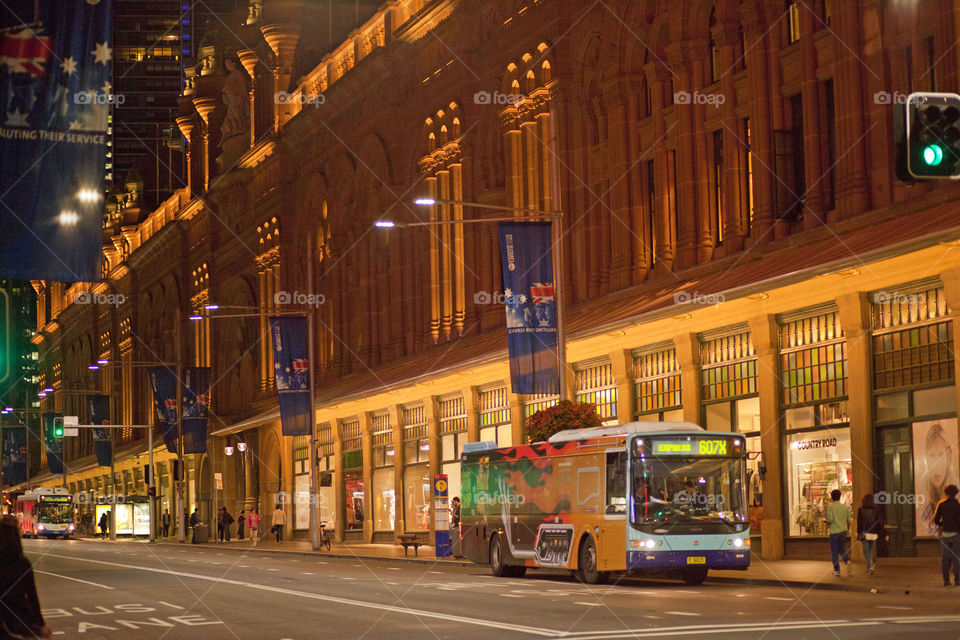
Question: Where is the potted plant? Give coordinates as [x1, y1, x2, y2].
[525, 400, 602, 443]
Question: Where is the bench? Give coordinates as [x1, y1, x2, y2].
[397, 534, 423, 557]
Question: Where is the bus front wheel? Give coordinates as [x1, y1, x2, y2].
[682, 567, 708, 585]
[490, 534, 510, 577]
[577, 537, 608, 585]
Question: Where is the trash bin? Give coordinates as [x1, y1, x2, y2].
[192, 523, 208, 544]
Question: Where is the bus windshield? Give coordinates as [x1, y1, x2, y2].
[631, 455, 746, 529]
[38, 503, 74, 524]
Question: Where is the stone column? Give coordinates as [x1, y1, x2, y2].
[675, 333, 702, 425]
[939, 268, 960, 442]
[748, 315, 784, 559]
[425, 397, 440, 539]
[175, 117, 194, 196]
[192, 97, 218, 192]
[361, 412, 373, 543]
[261, 24, 301, 135]
[832, 0, 870, 216]
[644, 62, 675, 270]
[713, 21, 745, 254]
[465, 387, 480, 445]
[799, 6, 826, 229]
[611, 348, 634, 423]
[510, 393, 525, 447]
[390, 405, 404, 535]
[836, 292, 874, 561]
[237, 49, 258, 149]
[602, 78, 634, 290]
[666, 43, 700, 268]
[333, 424, 345, 542]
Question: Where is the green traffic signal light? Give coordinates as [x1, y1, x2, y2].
[54, 425, 63, 438]
[923, 144, 944, 166]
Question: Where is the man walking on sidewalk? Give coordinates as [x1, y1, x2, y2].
[934, 484, 960, 586]
[161, 509, 171, 539]
[272, 504, 286, 543]
[826, 489, 851, 576]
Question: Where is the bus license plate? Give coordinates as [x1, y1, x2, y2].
[686, 556, 706, 565]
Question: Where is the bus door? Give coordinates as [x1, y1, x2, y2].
[599, 449, 627, 570]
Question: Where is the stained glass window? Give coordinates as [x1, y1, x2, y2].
[634, 345, 681, 415]
[575, 361, 618, 422]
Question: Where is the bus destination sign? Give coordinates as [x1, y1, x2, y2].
[649, 438, 738, 456]
[40, 495, 72, 503]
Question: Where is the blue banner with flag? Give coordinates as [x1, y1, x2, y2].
[0, 0, 114, 281]
[270, 316, 312, 436]
[148, 366, 178, 454]
[1, 425, 27, 486]
[87, 394, 112, 467]
[498, 222, 559, 395]
[182, 367, 210, 454]
[42, 411, 63, 475]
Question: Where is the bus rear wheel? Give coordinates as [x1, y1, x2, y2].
[577, 536, 608, 585]
[682, 567, 708, 585]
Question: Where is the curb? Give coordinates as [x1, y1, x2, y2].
[707, 574, 947, 597]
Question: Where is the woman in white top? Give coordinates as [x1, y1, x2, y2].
[272, 505, 286, 542]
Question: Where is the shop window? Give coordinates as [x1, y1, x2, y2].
[912, 418, 960, 536]
[403, 465, 432, 531]
[372, 468, 395, 531]
[402, 404, 427, 441]
[403, 438, 430, 464]
[345, 475, 364, 530]
[787, 427, 853, 537]
[523, 393, 558, 420]
[575, 359, 618, 424]
[914, 386, 957, 416]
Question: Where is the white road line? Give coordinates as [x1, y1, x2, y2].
[501, 594, 524, 598]
[662, 611, 701, 617]
[875, 606, 912, 610]
[763, 596, 793, 601]
[301, 572, 314, 575]
[34, 570, 114, 590]
[388, 567, 401, 571]
[574, 602, 602, 606]
[42, 553, 563, 637]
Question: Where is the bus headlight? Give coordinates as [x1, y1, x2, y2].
[37, 524, 44, 531]
[644, 539, 656, 550]
[69, 524, 75, 531]
[733, 537, 744, 548]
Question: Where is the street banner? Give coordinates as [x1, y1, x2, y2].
[0, 0, 114, 281]
[1, 425, 27, 486]
[498, 222, 559, 395]
[148, 366, 178, 454]
[182, 367, 210, 454]
[270, 316, 312, 436]
[86, 394, 112, 467]
[42, 412, 63, 475]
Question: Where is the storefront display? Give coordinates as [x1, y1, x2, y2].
[94, 501, 150, 536]
[344, 474, 364, 530]
[787, 428, 852, 537]
[404, 465, 431, 530]
[373, 467, 395, 531]
[913, 418, 959, 537]
[294, 474, 309, 530]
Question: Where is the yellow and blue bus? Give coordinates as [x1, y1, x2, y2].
[460, 422, 750, 585]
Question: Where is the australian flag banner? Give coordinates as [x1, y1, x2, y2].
[42, 411, 63, 475]
[498, 222, 559, 395]
[86, 394, 112, 467]
[148, 366, 178, 454]
[1, 425, 27, 486]
[270, 316, 312, 436]
[0, 0, 114, 281]
[182, 367, 210, 454]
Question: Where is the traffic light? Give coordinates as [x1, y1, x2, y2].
[900, 92, 960, 179]
[53, 422, 64, 438]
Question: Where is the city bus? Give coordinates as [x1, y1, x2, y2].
[17, 487, 76, 538]
[460, 422, 750, 585]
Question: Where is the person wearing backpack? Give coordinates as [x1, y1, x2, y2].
[856, 493, 886, 575]
[934, 484, 960, 586]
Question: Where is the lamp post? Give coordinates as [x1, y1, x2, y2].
[377, 198, 568, 401]
[191, 291, 321, 551]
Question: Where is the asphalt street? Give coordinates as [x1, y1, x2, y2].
[14, 539, 960, 639]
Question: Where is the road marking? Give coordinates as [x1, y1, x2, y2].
[35, 570, 114, 590]
[301, 572, 314, 575]
[876, 606, 912, 611]
[387, 567, 401, 571]
[156, 601, 184, 610]
[763, 596, 793, 601]
[267, 568, 280, 572]
[43, 553, 563, 637]
[574, 602, 602, 607]
[501, 594, 524, 598]
[662, 611, 701, 617]
[430, 571, 443, 574]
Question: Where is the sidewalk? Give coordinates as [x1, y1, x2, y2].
[87, 536, 953, 596]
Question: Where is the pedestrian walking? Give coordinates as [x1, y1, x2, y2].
[248, 509, 260, 546]
[934, 484, 960, 586]
[217, 507, 225, 542]
[272, 504, 286, 543]
[825, 489, 851, 576]
[222, 509, 234, 542]
[189, 508, 199, 544]
[161, 509, 171, 539]
[237, 509, 245, 540]
[856, 493, 886, 575]
[449, 496, 462, 557]
[0, 515, 51, 638]
[98, 511, 109, 539]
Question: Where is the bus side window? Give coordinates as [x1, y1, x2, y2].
[605, 451, 627, 514]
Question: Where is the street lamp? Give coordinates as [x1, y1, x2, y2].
[191, 285, 322, 551]
[378, 198, 568, 400]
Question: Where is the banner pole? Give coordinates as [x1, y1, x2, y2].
[176, 319, 186, 544]
[148, 420, 155, 543]
[308, 234, 319, 552]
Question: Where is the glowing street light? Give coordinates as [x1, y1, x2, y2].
[374, 220, 396, 228]
[58, 210, 79, 226]
[77, 188, 102, 204]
